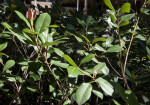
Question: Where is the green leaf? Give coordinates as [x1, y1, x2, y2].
[80, 54, 95, 66]
[140, 8, 150, 15]
[146, 46, 150, 56]
[95, 77, 114, 96]
[135, 34, 146, 41]
[110, 82, 139, 105]
[94, 44, 106, 52]
[75, 83, 92, 105]
[51, 60, 69, 68]
[107, 17, 118, 28]
[77, 18, 86, 27]
[107, 10, 116, 22]
[120, 21, 129, 27]
[104, 0, 115, 12]
[63, 99, 71, 105]
[113, 99, 121, 105]
[92, 37, 106, 44]
[42, 41, 65, 47]
[23, 28, 39, 35]
[35, 13, 51, 33]
[49, 85, 55, 92]
[63, 54, 77, 67]
[3, 60, 15, 72]
[94, 63, 109, 75]
[67, 66, 81, 77]
[27, 86, 37, 92]
[7, 77, 16, 82]
[39, 29, 53, 44]
[107, 45, 124, 52]
[120, 14, 135, 24]
[1, 22, 26, 42]
[74, 36, 83, 42]
[47, 25, 59, 28]
[120, 3, 131, 13]
[125, 90, 139, 105]
[54, 48, 64, 57]
[15, 11, 31, 29]
[92, 90, 103, 100]
[0, 42, 8, 51]
[80, 34, 91, 44]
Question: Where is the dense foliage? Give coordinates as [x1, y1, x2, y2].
[0, 0, 150, 104]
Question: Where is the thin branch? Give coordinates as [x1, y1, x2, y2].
[123, 17, 140, 74]
[79, 69, 95, 79]
[106, 58, 121, 76]
[12, 36, 25, 58]
[117, 12, 130, 90]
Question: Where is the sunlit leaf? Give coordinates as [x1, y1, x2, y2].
[15, 10, 31, 29]
[104, 0, 115, 12]
[92, 90, 103, 100]
[75, 83, 92, 105]
[35, 13, 51, 33]
[96, 77, 114, 96]
[120, 3, 131, 13]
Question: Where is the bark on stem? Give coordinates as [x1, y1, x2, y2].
[123, 17, 139, 75]
[117, 13, 130, 90]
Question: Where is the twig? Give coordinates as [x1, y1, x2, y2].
[9, 70, 28, 105]
[106, 58, 121, 76]
[117, 12, 130, 90]
[123, 17, 139, 75]
[12, 36, 25, 58]
[79, 68, 95, 79]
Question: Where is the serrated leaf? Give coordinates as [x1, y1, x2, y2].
[120, 3, 131, 13]
[15, 10, 31, 29]
[75, 83, 92, 105]
[104, 0, 115, 12]
[3, 60, 15, 72]
[63, 54, 77, 67]
[95, 77, 114, 96]
[35, 13, 51, 33]
[0, 42, 8, 51]
[107, 45, 124, 52]
[80, 54, 95, 66]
